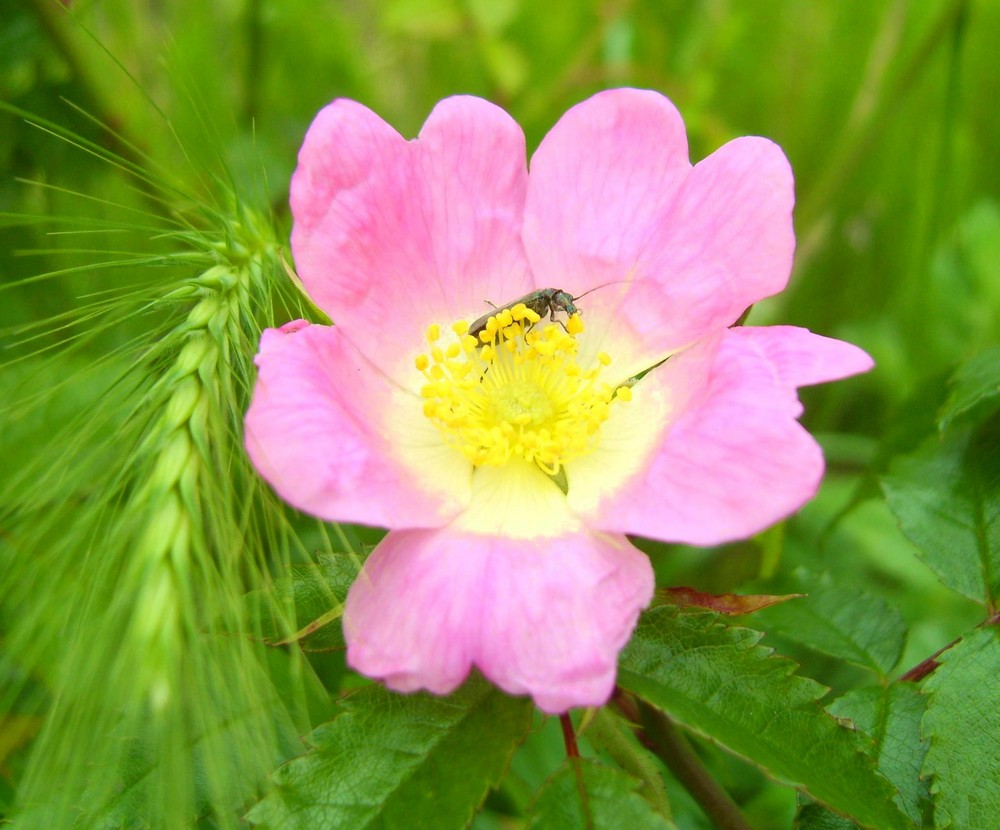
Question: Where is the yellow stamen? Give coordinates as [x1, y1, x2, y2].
[415, 309, 631, 479]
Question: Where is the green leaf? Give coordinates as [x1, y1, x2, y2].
[827, 684, 928, 825]
[618, 608, 910, 830]
[246, 552, 365, 650]
[795, 802, 858, 829]
[922, 627, 1000, 829]
[246, 677, 532, 830]
[922, 202, 1000, 374]
[882, 413, 1000, 604]
[938, 346, 1000, 431]
[526, 758, 676, 830]
[749, 572, 907, 677]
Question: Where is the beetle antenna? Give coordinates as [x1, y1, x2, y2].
[571, 278, 633, 301]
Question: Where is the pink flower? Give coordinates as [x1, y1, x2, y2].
[245, 89, 872, 713]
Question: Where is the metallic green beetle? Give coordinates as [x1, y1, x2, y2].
[467, 288, 581, 342]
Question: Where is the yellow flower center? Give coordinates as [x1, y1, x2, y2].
[415, 302, 632, 478]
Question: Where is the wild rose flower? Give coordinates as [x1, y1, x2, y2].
[245, 89, 872, 713]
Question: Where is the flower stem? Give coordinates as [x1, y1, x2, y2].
[559, 713, 594, 828]
[560, 712, 581, 758]
[634, 701, 752, 830]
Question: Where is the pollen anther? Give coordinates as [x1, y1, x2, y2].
[415, 307, 631, 479]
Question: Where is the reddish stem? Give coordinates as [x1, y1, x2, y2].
[560, 712, 580, 758]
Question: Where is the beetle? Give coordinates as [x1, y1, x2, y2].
[467, 287, 591, 342]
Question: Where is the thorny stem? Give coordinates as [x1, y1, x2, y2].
[617, 693, 752, 830]
[900, 609, 1000, 682]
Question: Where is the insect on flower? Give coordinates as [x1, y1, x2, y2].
[467, 285, 610, 342]
[245, 89, 874, 713]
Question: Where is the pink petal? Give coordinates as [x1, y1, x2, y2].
[643, 137, 795, 346]
[289, 99, 401, 239]
[589, 326, 869, 545]
[244, 322, 467, 528]
[290, 97, 533, 383]
[344, 528, 654, 713]
[522, 88, 690, 308]
[524, 89, 794, 359]
[726, 325, 874, 387]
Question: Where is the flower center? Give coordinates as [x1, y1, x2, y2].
[415, 302, 632, 478]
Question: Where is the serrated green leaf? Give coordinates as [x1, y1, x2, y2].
[246, 552, 364, 650]
[750, 573, 907, 676]
[526, 758, 676, 830]
[246, 677, 532, 830]
[882, 414, 1000, 604]
[922, 627, 1000, 829]
[828, 685, 928, 825]
[938, 346, 1000, 431]
[923, 202, 1000, 375]
[795, 802, 858, 829]
[618, 608, 910, 830]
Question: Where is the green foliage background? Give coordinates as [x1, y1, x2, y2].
[2, 0, 1000, 828]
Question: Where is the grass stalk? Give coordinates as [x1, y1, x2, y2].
[1, 203, 319, 828]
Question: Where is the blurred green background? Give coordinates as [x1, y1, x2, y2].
[3, 0, 998, 422]
[2, 1, 999, 827]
